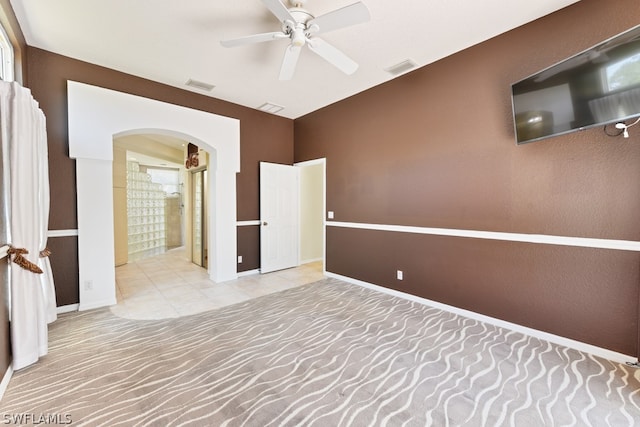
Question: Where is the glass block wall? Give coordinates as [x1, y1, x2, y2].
[126, 161, 166, 261]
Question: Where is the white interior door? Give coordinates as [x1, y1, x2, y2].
[260, 162, 299, 274]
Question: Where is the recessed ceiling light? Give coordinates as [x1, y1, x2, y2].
[185, 78, 215, 92]
[258, 102, 284, 114]
[384, 59, 417, 76]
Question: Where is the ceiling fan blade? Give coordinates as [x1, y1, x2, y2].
[279, 45, 302, 80]
[262, 0, 296, 24]
[307, 38, 358, 75]
[220, 31, 287, 48]
[307, 2, 370, 34]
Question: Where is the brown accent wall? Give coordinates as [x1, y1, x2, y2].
[25, 47, 295, 298]
[47, 236, 79, 307]
[327, 227, 639, 354]
[237, 226, 260, 272]
[295, 0, 640, 357]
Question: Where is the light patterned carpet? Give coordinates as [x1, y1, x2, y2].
[2, 278, 639, 426]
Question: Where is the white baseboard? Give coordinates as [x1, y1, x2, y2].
[0, 364, 13, 402]
[79, 298, 118, 311]
[238, 269, 260, 277]
[57, 304, 79, 314]
[325, 272, 637, 365]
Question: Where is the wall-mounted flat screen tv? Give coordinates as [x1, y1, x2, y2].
[511, 24, 640, 144]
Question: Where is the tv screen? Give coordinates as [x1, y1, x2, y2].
[511, 24, 640, 144]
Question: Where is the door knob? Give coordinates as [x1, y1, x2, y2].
[262, 221, 268, 226]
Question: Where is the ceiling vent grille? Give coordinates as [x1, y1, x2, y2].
[384, 59, 417, 76]
[258, 102, 284, 114]
[185, 78, 215, 92]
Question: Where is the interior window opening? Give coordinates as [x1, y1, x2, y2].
[0, 23, 14, 82]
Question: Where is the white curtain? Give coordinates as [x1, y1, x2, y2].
[0, 80, 57, 371]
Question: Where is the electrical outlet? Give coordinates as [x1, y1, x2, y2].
[84, 280, 93, 290]
[396, 270, 403, 280]
[328, 211, 334, 219]
[238, 256, 243, 264]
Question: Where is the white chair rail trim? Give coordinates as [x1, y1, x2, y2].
[326, 221, 640, 252]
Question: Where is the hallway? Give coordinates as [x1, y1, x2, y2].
[113, 247, 324, 320]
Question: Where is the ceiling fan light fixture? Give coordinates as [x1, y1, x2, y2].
[291, 27, 306, 47]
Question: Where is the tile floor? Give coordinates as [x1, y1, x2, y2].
[112, 247, 325, 320]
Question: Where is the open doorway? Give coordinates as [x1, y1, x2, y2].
[190, 167, 207, 267]
[296, 159, 325, 268]
[68, 81, 239, 311]
[113, 134, 186, 265]
[258, 159, 325, 275]
[113, 134, 215, 272]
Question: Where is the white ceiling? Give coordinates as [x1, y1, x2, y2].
[11, 0, 580, 119]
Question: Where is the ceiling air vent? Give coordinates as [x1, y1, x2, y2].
[258, 102, 284, 114]
[384, 59, 417, 76]
[185, 78, 215, 92]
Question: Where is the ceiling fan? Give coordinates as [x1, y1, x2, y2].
[220, 0, 370, 80]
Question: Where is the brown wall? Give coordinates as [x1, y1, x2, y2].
[1, 0, 637, 382]
[25, 47, 294, 301]
[295, 0, 640, 357]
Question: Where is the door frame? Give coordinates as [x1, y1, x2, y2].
[190, 166, 208, 267]
[257, 158, 326, 274]
[294, 158, 326, 273]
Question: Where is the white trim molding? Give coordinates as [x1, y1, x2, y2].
[57, 304, 79, 314]
[294, 158, 326, 167]
[326, 221, 640, 252]
[47, 229, 79, 238]
[326, 272, 637, 365]
[237, 220, 260, 226]
[238, 268, 260, 277]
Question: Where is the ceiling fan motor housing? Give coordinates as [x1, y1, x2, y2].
[282, 7, 314, 46]
[284, 8, 314, 26]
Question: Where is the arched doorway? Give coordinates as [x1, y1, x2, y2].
[67, 81, 240, 310]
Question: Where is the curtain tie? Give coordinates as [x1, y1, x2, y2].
[7, 246, 43, 274]
[40, 247, 52, 258]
